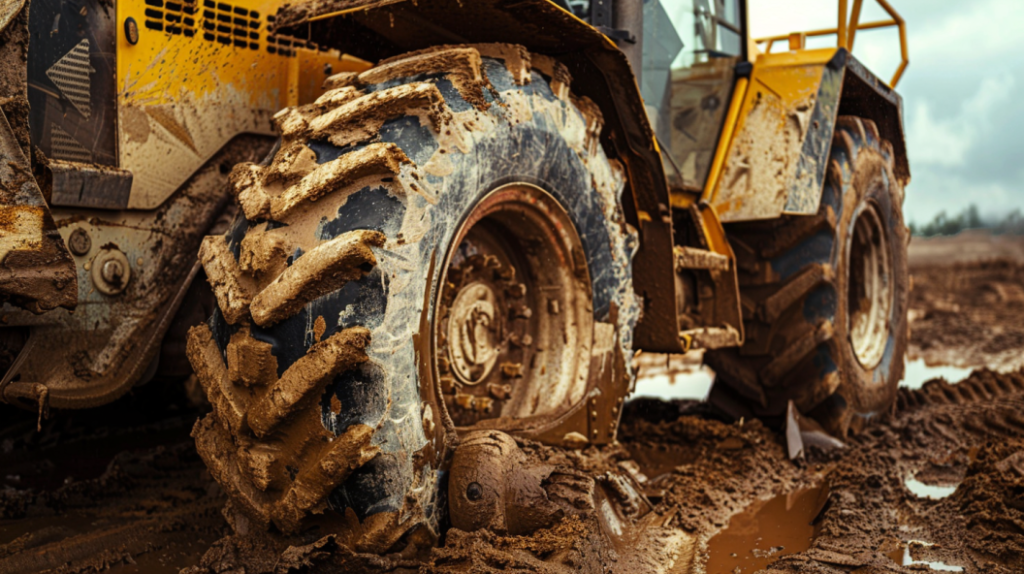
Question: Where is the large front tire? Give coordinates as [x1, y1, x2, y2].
[707, 116, 909, 436]
[187, 44, 638, 551]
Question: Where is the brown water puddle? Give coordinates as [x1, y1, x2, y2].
[886, 541, 966, 572]
[704, 483, 829, 574]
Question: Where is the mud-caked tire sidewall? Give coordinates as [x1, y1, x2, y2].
[826, 135, 909, 430]
[198, 50, 639, 546]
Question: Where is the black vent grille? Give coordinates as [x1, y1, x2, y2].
[201, 0, 260, 49]
[143, 0, 197, 36]
[264, 14, 319, 57]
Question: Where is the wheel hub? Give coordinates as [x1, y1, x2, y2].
[448, 282, 500, 385]
[848, 201, 892, 370]
[433, 183, 593, 428]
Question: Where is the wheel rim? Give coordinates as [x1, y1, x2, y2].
[433, 183, 593, 427]
[847, 201, 892, 370]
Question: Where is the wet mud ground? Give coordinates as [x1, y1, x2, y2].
[3, 231, 1024, 573]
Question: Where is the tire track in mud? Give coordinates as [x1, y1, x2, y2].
[760, 369, 1024, 574]
[895, 368, 1024, 413]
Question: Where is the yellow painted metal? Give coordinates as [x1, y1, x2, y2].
[302, 0, 406, 22]
[694, 75, 747, 206]
[848, 0, 864, 49]
[667, 190, 694, 209]
[753, 0, 908, 88]
[873, 0, 909, 86]
[697, 202, 732, 258]
[707, 47, 838, 220]
[116, 0, 369, 209]
[301, 0, 623, 53]
[699, 1, 907, 212]
[838, 0, 848, 48]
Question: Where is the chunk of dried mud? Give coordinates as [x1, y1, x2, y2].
[199, 235, 256, 325]
[360, 47, 491, 111]
[249, 231, 384, 327]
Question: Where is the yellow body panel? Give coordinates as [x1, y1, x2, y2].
[708, 47, 838, 222]
[116, 0, 369, 209]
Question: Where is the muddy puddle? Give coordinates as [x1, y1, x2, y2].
[902, 357, 974, 389]
[703, 483, 829, 574]
[633, 355, 979, 402]
[631, 352, 715, 401]
[888, 541, 965, 572]
[904, 474, 958, 500]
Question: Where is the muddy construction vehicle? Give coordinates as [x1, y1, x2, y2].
[0, 0, 910, 558]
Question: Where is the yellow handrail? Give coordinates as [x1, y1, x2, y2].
[752, 0, 908, 88]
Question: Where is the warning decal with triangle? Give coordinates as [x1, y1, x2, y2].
[46, 39, 94, 120]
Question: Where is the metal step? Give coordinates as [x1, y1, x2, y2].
[674, 246, 730, 271]
[679, 325, 742, 352]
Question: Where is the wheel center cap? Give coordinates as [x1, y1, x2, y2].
[448, 282, 500, 384]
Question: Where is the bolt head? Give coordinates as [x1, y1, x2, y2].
[91, 249, 132, 295]
[68, 228, 91, 256]
[101, 259, 124, 284]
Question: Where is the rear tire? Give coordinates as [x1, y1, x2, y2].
[187, 44, 637, 550]
[706, 116, 909, 436]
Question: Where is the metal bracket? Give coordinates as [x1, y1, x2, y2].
[49, 159, 134, 210]
[596, 25, 635, 44]
[589, 0, 612, 27]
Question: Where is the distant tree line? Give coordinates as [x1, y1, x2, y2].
[909, 204, 1024, 237]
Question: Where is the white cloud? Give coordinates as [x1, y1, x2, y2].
[907, 73, 1015, 167]
[906, 0, 1024, 66]
[748, 0, 839, 40]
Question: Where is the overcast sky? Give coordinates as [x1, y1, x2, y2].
[749, 0, 1024, 225]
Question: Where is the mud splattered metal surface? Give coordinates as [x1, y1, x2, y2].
[2, 137, 274, 408]
[0, 108, 77, 313]
[711, 48, 835, 223]
[782, 52, 843, 216]
[115, 0, 368, 209]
